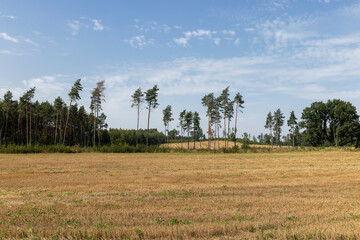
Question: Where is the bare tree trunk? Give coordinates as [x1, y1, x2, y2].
[93, 112, 96, 146]
[180, 125, 183, 148]
[234, 104, 238, 146]
[214, 124, 216, 149]
[59, 112, 63, 144]
[63, 100, 72, 145]
[136, 105, 140, 145]
[29, 103, 32, 145]
[3, 113, 8, 142]
[55, 111, 58, 145]
[292, 129, 295, 147]
[97, 104, 100, 146]
[207, 111, 211, 150]
[223, 108, 226, 149]
[217, 120, 220, 149]
[146, 105, 151, 146]
[228, 118, 231, 149]
[187, 130, 190, 150]
[26, 103, 28, 145]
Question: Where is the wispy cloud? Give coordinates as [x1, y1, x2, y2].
[0, 13, 16, 19]
[67, 20, 81, 35]
[92, 19, 104, 31]
[173, 29, 237, 46]
[67, 18, 107, 35]
[126, 35, 154, 49]
[22, 75, 70, 100]
[134, 19, 172, 33]
[0, 32, 19, 43]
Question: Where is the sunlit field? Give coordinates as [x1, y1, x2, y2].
[1, 152, 360, 239]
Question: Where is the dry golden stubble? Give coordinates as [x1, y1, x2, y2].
[0, 152, 360, 239]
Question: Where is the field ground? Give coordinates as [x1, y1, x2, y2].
[161, 140, 286, 149]
[1, 152, 360, 239]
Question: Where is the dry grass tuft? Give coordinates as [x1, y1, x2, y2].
[1, 152, 360, 239]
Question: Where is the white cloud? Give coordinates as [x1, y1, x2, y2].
[174, 29, 238, 46]
[22, 75, 70, 100]
[134, 20, 172, 33]
[92, 19, 104, 31]
[0, 13, 16, 19]
[213, 38, 221, 46]
[126, 35, 154, 49]
[0, 32, 18, 43]
[67, 18, 107, 35]
[173, 37, 188, 46]
[67, 20, 81, 35]
[223, 30, 236, 36]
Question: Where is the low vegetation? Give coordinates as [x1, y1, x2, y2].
[1, 151, 360, 239]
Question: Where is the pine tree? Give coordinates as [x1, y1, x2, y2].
[287, 111, 298, 147]
[184, 111, 193, 150]
[64, 79, 82, 145]
[145, 85, 159, 146]
[234, 93, 244, 146]
[265, 112, 274, 146]
[131, 87, 144, 145]
[273, 109, 285, 147]
[162, 105, 173, 145]
[201, 93, 215, 149]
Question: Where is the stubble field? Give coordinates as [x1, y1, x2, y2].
[1, 151, 360, 239]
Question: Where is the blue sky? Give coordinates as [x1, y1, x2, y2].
[1, 0, 360, 138]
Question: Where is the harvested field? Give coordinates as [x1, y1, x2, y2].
[161, 140, 290, 149]
[1, 152, 360, 239]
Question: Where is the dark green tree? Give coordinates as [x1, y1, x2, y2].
[273, 109, 284, 147]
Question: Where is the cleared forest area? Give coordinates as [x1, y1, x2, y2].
[1, 152, 360, 239]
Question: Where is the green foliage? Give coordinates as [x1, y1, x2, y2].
[300, 99, 359, 147]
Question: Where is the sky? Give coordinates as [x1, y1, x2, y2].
[1, 0, 360, 138]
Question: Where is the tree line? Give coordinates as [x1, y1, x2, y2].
[262, 99, 360, 148]
[1, 79, 359, 149]
[0, 79, 108, 146]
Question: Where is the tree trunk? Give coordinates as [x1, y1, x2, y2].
[228, 118, 231, 148]
[26, 103, 28, 145]
[63, 100, 72, 145]
[55, 111, 58, 145]
[276, 124, 279, 147]
[3, 113, 8, 142]
[93, 112, 96, 146]
[59, 112, 63, 144]
[223, 106, 227, 149]
[207, 110, 211, 150]
[234, 104, 238, 146]
[187, 130, 190, 150]
[180, 125, 183, 148]
[29, 103, 32, 145]
[146, 105, 151, 146]
[136, 105, 140, 145]
[97, 105, 100, 146]
[292, 129, 295, 147]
